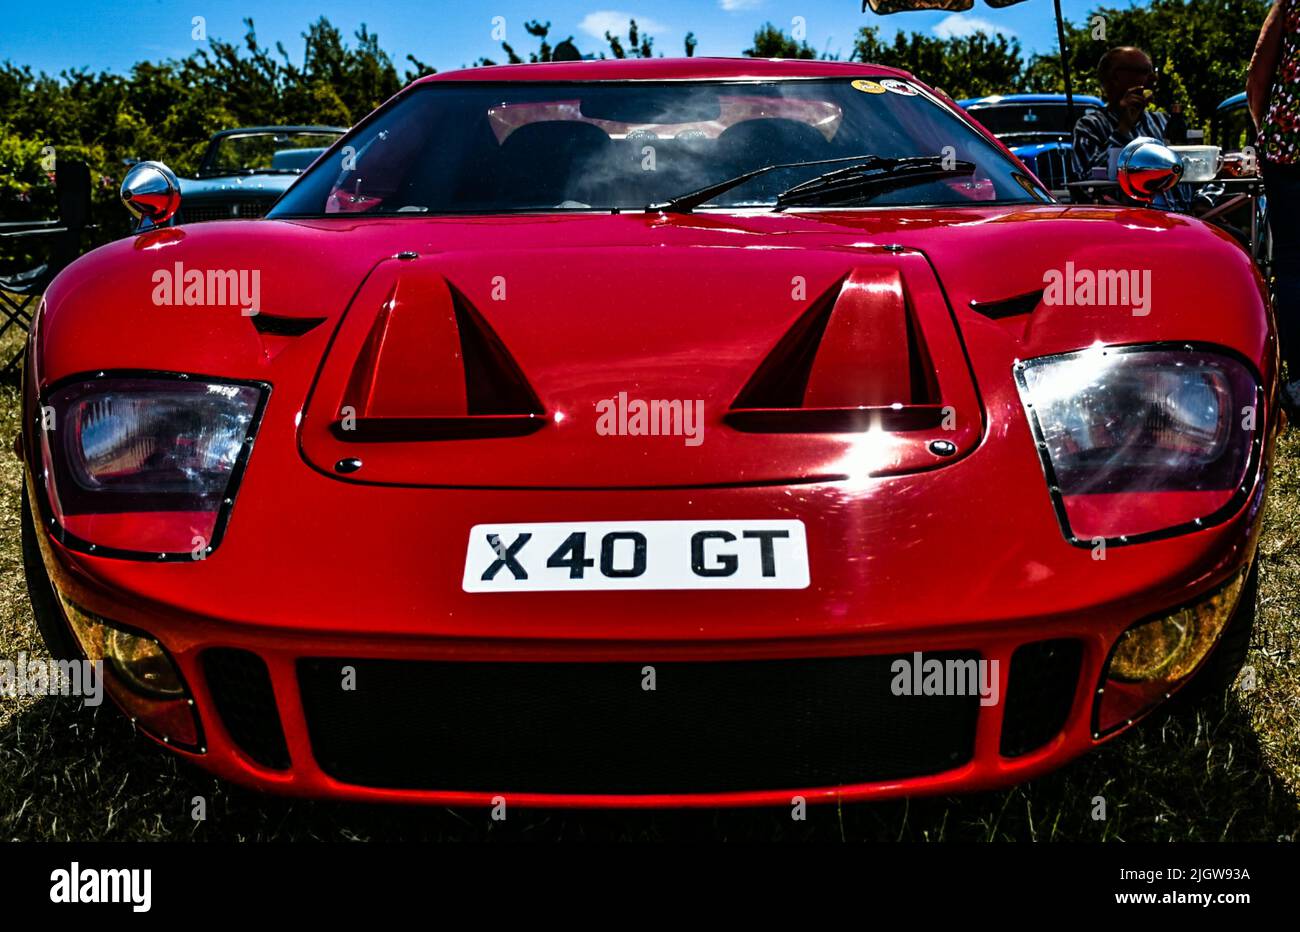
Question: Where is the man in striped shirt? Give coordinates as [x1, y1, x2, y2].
[1071, 46, 1192, 211]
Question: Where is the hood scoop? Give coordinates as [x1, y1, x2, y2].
[728, 266, 946, 433]
[332, 268, 544, 441]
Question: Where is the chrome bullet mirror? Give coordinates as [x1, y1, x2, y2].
[120, 160, 181, 227]
[1116, 137, 1184, 204]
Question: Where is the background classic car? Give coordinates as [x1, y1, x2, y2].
[959, 93, 1104, 192]
[170, 125, 346, 224]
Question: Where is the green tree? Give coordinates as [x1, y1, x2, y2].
[606, 19, 655, 59]
[851, 26, 1026, 100]
[476, 18, 562, 65]
[0, 16, 424, 250]
[744, 23, 817, 59]
[477, 17, 661, 65]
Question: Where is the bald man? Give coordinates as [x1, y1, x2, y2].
[1072, 46, 1191, 211]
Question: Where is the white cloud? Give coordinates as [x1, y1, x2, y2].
[719, 0, 764, 10]
[932, 13, 1016, 40]
[579, 11, 671, 41]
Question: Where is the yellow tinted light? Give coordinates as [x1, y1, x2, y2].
[104, 627, 185, 697]
[58, 596, 185, 697]
[1108, 571, 1246, 683]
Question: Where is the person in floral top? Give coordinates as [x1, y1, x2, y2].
[1250, 0, 1300, 411]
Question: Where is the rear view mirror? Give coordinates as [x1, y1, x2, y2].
[579, 88, 721, 124]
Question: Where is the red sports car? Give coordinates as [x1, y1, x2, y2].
[21, 58, 1275, 807]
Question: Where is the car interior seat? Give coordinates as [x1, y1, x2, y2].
[494, 122, 615, 207]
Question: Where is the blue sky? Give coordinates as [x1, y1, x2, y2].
[1, 0, 1132, 77]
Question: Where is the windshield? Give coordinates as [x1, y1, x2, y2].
[270, 80, 1048, 216]
[964, 103, 1100, 140]
[201, 131, 344, 176]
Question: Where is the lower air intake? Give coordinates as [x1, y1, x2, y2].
[1000, 639, 1084, 757]
[203, 648, 291, 770]
[298, 654, 980, 794]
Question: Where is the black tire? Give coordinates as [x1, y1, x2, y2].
[1174, 558, 1258, 706]
[20, 483, 81, 661]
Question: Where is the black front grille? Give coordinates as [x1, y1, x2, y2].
[297, 654, 980, 794]
[1044, 149, 1067, 189]
[177, 199, 270, 224]
[203, 648, 291, 770]
[1000, 639, 1083, 757]
[1024, 147, 1073, 190]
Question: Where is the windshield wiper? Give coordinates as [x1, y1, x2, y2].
[648, 154, 895, 214]
[773, 157, 976, 209]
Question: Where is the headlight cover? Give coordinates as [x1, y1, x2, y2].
[1015, 344, 1261, 544]
[38, 373, 268, 559]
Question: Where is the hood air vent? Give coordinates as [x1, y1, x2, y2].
[335, 271, 543, 442]
[728, 267, 944, 432]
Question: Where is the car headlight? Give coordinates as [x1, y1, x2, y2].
[1015, 345, 1260, 543]
[38, 374, 268, 558]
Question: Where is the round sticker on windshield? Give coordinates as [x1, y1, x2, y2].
[880, 79, 919, 97]
[851, 79, 887, 94]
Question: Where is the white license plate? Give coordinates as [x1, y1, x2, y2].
[463, 520, 810, 592]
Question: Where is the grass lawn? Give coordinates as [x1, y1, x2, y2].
[0, 360, 1297, 840]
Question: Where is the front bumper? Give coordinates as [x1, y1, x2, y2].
[25, 448, 1266, 807]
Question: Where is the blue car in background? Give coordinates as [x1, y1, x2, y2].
[959, 94, 1104, 192]
[172, 125, 346, 224]
[1210, 91, 1270, 268]
[1213, 92, 1255, 155]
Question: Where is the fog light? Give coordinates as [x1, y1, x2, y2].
[58, 597, 184, 697]
[56, 596, 201, 750]
[1095, 570, 1247, 735]
[104, 627, 185, 697]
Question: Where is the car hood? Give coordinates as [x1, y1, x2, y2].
[39, 205, 1269, 489]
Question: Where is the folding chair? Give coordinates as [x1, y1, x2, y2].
[0, 160, 91, 377]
